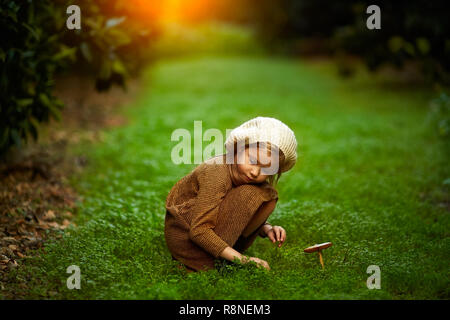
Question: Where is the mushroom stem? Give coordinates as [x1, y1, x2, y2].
[318, 250, 324, 269]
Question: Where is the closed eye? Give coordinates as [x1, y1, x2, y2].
[250, 156, 271, 168]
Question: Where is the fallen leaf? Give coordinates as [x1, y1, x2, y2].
[43, 210, 56, 220]
[48, 222, 60, 228]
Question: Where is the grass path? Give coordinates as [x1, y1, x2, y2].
[8, 56, 449, 299]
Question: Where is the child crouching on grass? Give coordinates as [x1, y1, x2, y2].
[165, 117, 297, 272]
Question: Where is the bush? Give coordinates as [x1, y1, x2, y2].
[0, 0, 75, 155]
[428, 92, 450, 138]
[332, 0, 450, 85]
[60, 0, 159, 91]
[0, 0, 160, 155]
[206, 0, 450, 85]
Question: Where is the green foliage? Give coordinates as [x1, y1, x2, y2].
[61, 0, 159, 91]
[331, 0, 450, 85]
[0, 0, 75, 154]
[208, 0, 450, 85]
[0, 0, 159, 154]
[4, 57, 448, 299]
[428, 92, 450, 138]
[152, 22, 263, 58]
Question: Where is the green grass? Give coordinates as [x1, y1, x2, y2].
[6, 55, 449, 299]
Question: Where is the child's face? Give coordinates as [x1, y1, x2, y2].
[234, 145, 278, 184]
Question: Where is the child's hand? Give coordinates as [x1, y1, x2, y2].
[265, 225, 286, 248]
[242, 256, 271, 270]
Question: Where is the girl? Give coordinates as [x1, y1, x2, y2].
[165, 117, 297, 272]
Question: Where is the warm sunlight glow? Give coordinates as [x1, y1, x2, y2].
[112, 0, 230, 27]
[161, 0, 224, 24]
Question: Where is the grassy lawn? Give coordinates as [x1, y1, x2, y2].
[7, 55, 449, 299]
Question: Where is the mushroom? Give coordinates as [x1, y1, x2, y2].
[304, 242, 333, 269]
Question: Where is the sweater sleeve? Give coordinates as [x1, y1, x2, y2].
[188, 163, 231, 258]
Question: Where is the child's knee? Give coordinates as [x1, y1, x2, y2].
[241, 199, 277, 238]
[262, 199, 277, 213]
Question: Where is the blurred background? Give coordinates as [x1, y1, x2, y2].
[1, 0, 449, 300]
[1, 0, 449, 154]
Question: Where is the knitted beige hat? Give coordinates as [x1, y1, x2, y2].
[225, 116, 297, 173]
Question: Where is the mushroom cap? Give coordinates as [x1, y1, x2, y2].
[303, 242, 333, 253]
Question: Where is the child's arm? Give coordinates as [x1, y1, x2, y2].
[219, 246, 244, 262]
[188, 164, 232, 258]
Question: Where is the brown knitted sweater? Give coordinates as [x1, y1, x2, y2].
[164, 154, 278, 269]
